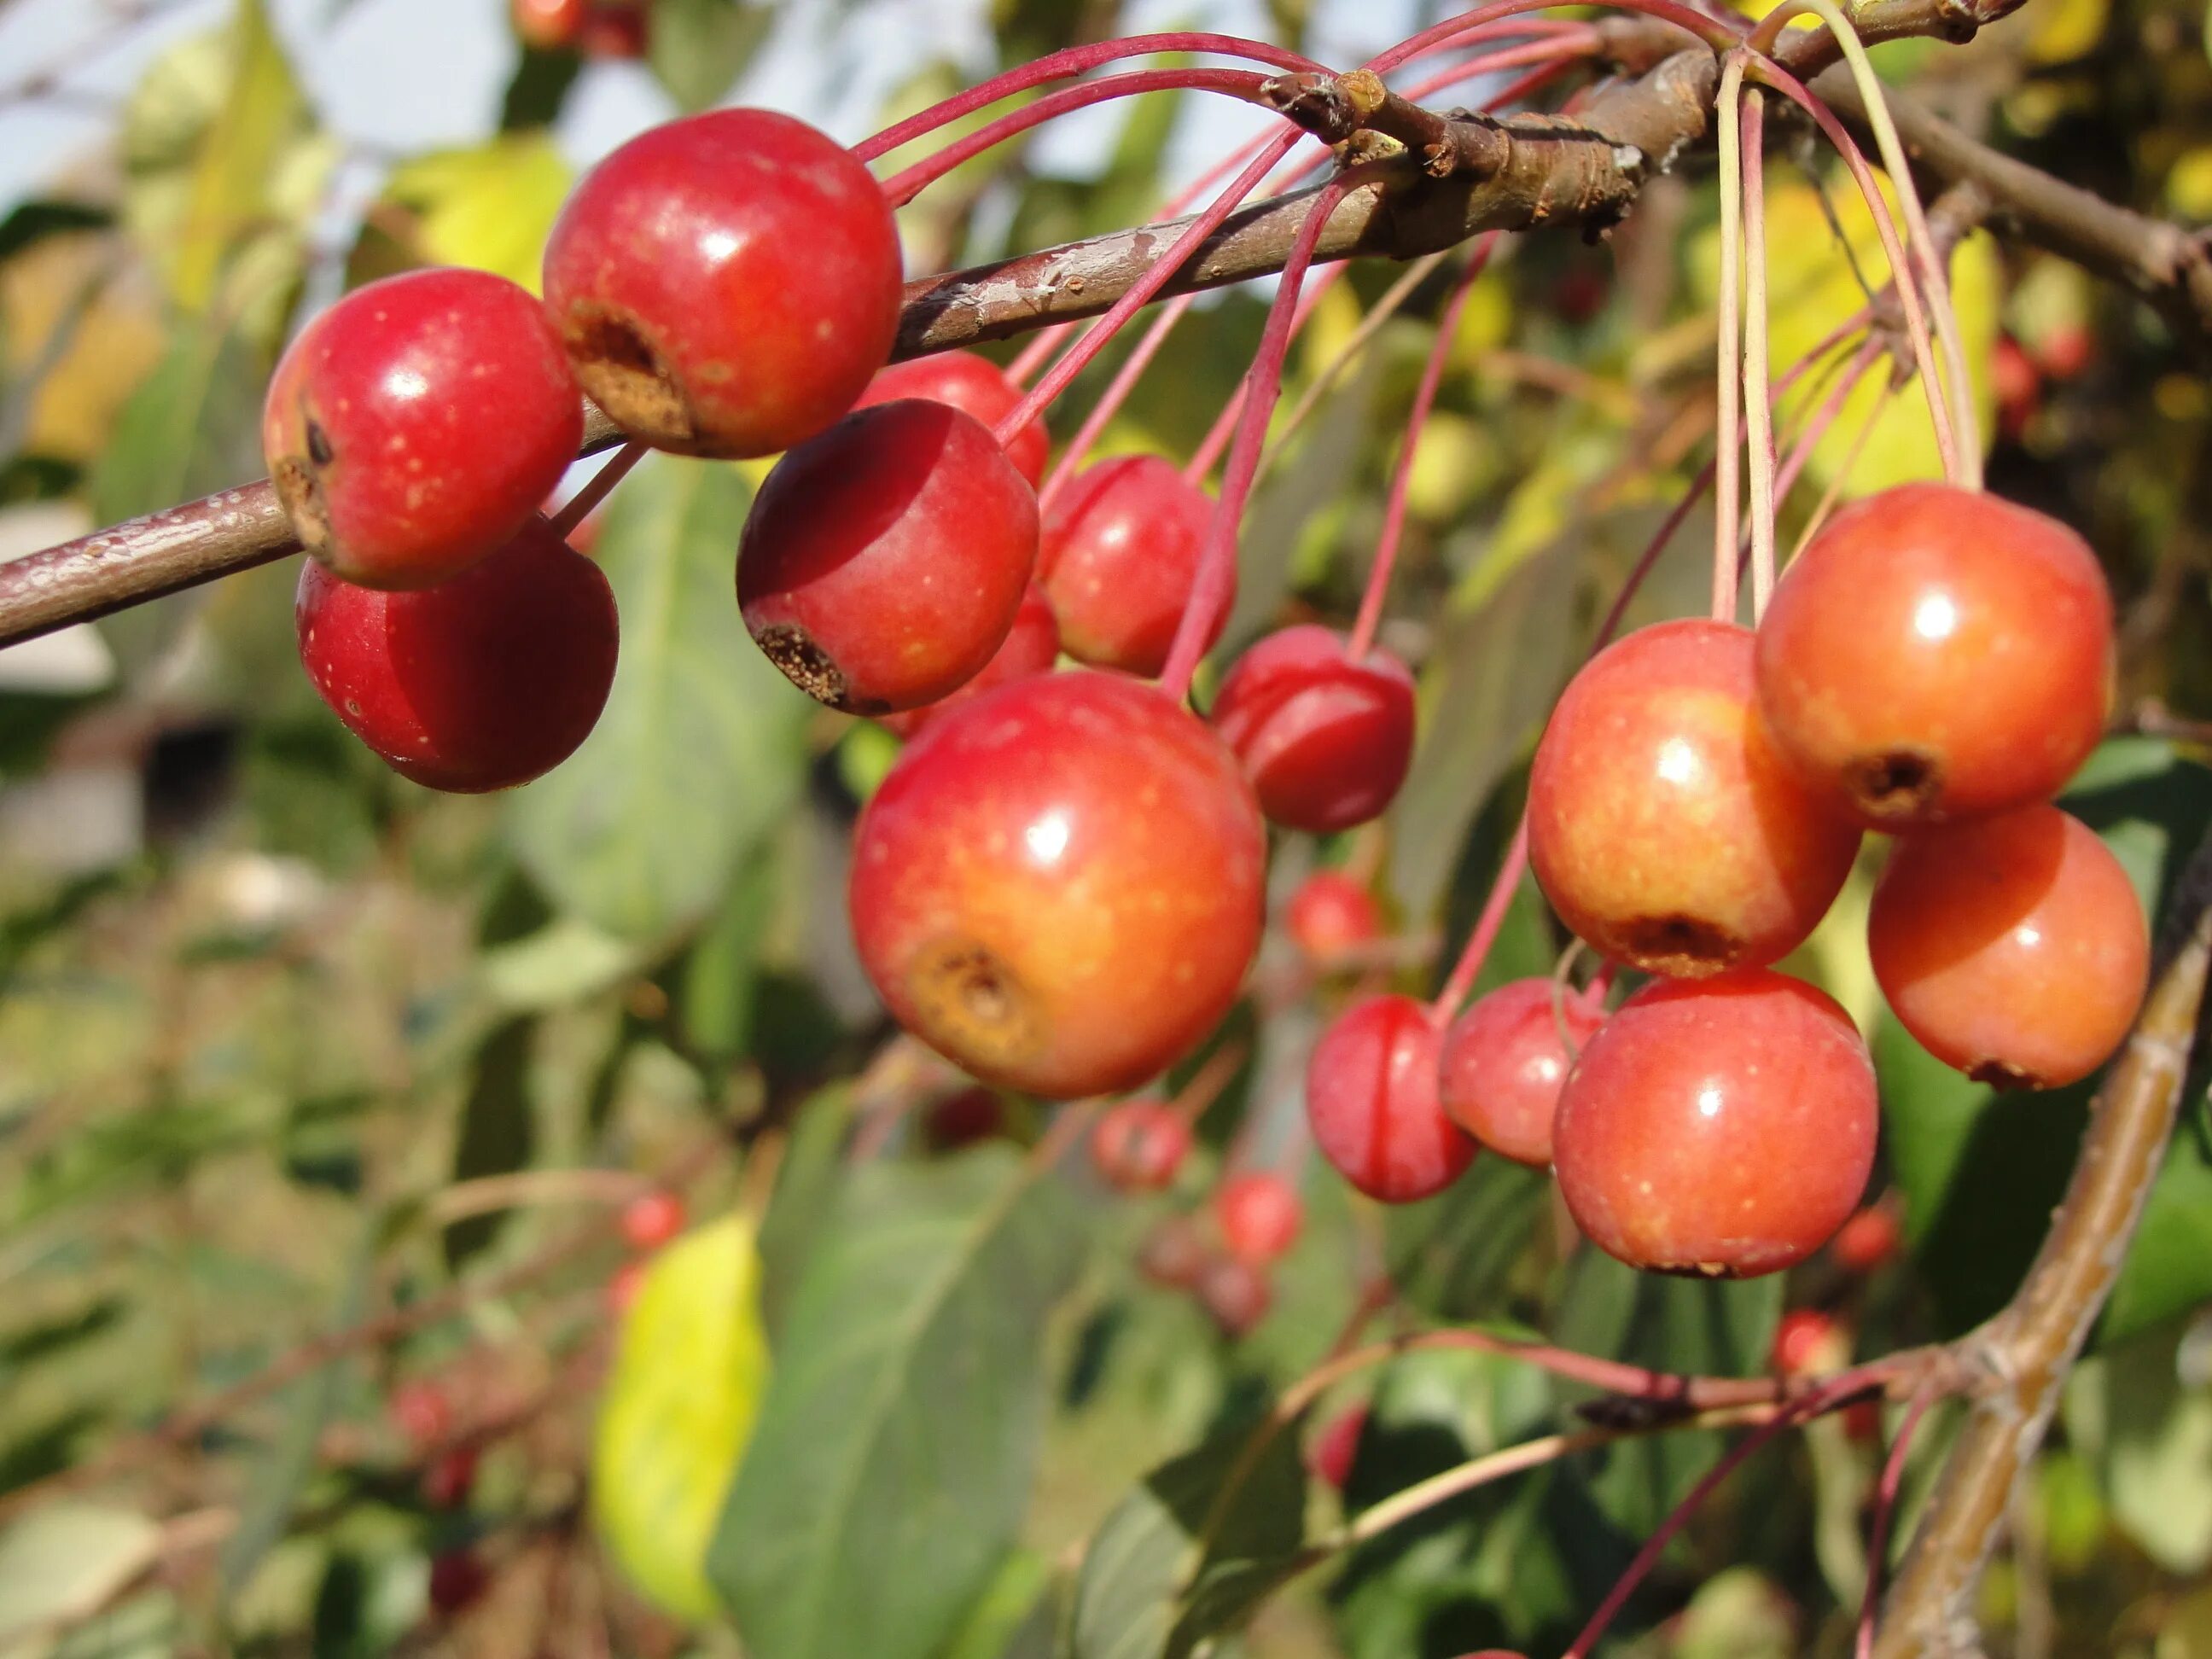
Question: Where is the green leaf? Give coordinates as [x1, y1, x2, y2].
[0, 1504, 161, 1647]
[594, 1214, 771, 1623]
[709, 1147, 1086, 1659]
[87, 317, 265, 527]
[1384, 1155, 1551, 1323]
[2064, 1324, 2212, 1573]
[1068, 1412, 1307, 1659]
[1550, 1250, 1780, 1534]
[648, 0, 776, 112]
[508, 455, 811, 944]
[442, 1017, 536, 1272]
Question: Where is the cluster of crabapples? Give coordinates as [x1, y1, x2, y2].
[509, 0, 654, 58]
[266, 97, 2147, 1289]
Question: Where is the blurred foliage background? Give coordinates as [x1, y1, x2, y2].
[3, 0, 2212, 1655]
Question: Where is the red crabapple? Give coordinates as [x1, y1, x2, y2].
[1831, 1203, 1901, 1273]
[512, 0, 585, 49]
[578, 1, 648, 56]
[1438, 977, 1607, 1167]
[1039, 456, 1226, 676]
[1771, 1308, 1846, 1376]
[737, 400, 1039, 713]
[1286, 868, 1385, 963]
[1198, 1254, 1273, 1336]
[1214, 1171, 1303, 1263]
[1210, 626, 1417, 834]
[1138, 1215, 1208, 1288]
[428, 1551, 490, 1615]
[390, 1380, 451, 1448]
[542, 108, 900, 458]
[856, 351, 1049, 486]
[1091, 1101, 1191, 1192]
[422, 1447, 480, 1510]
[1307, 1402, 1367, 1491]
[1528, 619, 1860, 976]
[1552, 969, 1877, 1278]
[849, 672, 1266, 1098]
[620, 1191, 685, 1250]
[263, 267, 581, 589]
[1307, 994, 1476, 1204]
[924, 1086, 1008, 1150]
[880, 584, 1059, 742]
[296, 516, 617, 793]
[1755, 484, 2113, 824]
[1867, 804, 2147, 1088]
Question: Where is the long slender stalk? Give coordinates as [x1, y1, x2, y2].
[879, 70, 1273, 207]
[1347, 236, 1498, 659]
[1740, 87, 1779, 617]
[1751, 0, 1982, 485]
[1858, 1385, 1940, 1659]
[1158, 168, 1376, 701]
[1036, 292, 1199, 509]
[1429, 818, 1531, 1021]
[853, 32, 1323, 164]
[1712, 52, 1750, 624]
[1365, 0, 1739, 71]
[550, 441, 643, 540]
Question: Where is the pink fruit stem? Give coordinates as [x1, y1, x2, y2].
[550, 440, 644, 540]
[1562, 1375, 1870, 1659]
[992, 125, 1306, 451]
[1771, 337, 1879, 510]
[1346, 234, 1499, 661]
[1367, 0, 1739, 73]
[1746, 56, 1959, 486]
[1004, 23, 1589, 392]
[1856, 1383, 1940, 1659]
[1157, 166, 1376, 704]
[1036, 292, 1202, 510]
[1189, 50, 1579, 490]
[879, 69, 1278, 207]
[1711, 52, 1749, 625]
[1429, 818, 1530, 1023]
[1739, 87, 1779, 618]
[1170, 1039, 1251, 1126]
[1182, 265, 1352, 486]
[853, 32, 1324, 163]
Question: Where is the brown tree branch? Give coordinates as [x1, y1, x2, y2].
[0, 0, 2196, 654]
[1871, 836, 2212, 1658]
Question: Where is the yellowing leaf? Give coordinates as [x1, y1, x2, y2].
[2169, 146, 2212, 221]
[1693, 172, 2000, 498]
[1449, 269, 1513, 363]
[382, 137, 575, 295]
[0, 234, 167, 462]
[1405, 411, 1487, 521]
[2026, 0, 2109, 62]
[592, 1214, 770, 1623]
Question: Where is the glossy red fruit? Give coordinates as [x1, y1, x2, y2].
[1137, 1215, 1208, 1289]
[1993, 336, 2040, 441]
[1755, 484, 2114, 825]
[1210, 626, 1417, 834]
[1307, 1401, 1367, 1491]
[856, 351, 1048, 487]
[1286, 869, 1384, 963]
[1215, 1171, 1303, 1264]
[1868, 804, 2147, 1088]
[1039, 456, 1225, 676]
[1438, 978, 1607, 1168]
[1197, 1254, 1272, 1336]
[390, 1380, 451, 1448]
[850, 672, 1266, 1097]
[1529, 619, 1860, 977]
[1772, 1308, 1850, 1377]
[880, 583, 1058, 742]
[737, 400, 1038, 713]
[1831, 1202, 1901, 1273]
[512, 0, 585, 49]
[578, 0, 648, 56]
[542, 108, 900, 458]
[296, 516, 618, 792]
[263, 268, 581, 589]
[1307, 994, 1477, 1204]
[422, 1446, 480, 1510]
[1091, 1101, 1191, 1192]
[428, 1550, 490, 1615]
[1552, 970, 1877, 1278]
[2036, 323, 2094, 380]
[620, 1190, 685, 1250]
